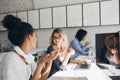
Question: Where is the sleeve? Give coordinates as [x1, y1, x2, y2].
[47, 46, 54, 53]
[2, 61, 26, 80]
[99, 45, 109, 64]
[115, 64, 120, 69]
[70, 39, 89, 54]
[31, 61, 37, 75]
[79, 43, 90, 53]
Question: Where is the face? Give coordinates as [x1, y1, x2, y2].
[29, 32, 37, 49]
[82, 35, 87, 41]
[52, 32, 62, 47]
[113, 37, 119, 46]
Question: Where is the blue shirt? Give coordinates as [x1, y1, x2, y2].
[70, 38, 90, 58]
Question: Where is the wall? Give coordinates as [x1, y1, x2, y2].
[37, 25, 120, 49]
[33, 0, 119, 49]
[0, 25, 120, 50]
[0, 0, 119, 50]
[33, 0, 108, 9]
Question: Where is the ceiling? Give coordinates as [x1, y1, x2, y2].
[0, 0, 33, 14]
[0, 0, 111, 14]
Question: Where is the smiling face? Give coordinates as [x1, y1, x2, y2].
[52, 32, 62, 47]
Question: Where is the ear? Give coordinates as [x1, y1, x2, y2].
[27, 34, 32, 42]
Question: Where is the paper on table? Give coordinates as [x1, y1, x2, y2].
[48, 76, 88, 80]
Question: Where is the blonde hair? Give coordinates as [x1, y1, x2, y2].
[49, 28, 68, 49]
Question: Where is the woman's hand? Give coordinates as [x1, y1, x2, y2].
[77, 60, 87, 65]
[38, 50, 58, 64]
[58, 46, 66, 56]
[66, 48, 75, 55]
[84, 41, 90, 47]
[111, 48, 120, 64]
[111, 48, 119, 56]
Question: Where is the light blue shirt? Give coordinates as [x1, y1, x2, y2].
[70, 38, 90, 58]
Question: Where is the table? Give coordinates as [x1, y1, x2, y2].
[48, 55, 120, 80]
[48, 63, 111, 80]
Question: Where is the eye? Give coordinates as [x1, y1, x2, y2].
[53, 35, 62, 40]
[58, 35, 62, 39]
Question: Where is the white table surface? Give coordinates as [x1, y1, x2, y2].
[48, 63, 112, 80]
[48, 54, 120, 80]
[97, 63, 120, 76]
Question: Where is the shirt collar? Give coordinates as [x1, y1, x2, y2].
[14, 46, 34, 64]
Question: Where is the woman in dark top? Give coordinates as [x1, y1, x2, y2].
[47, 28, 87, 77]
[98, 33, 120, 66]
[105, 34, 120, 65]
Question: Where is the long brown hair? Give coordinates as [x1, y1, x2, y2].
[105, 34, 118, 57]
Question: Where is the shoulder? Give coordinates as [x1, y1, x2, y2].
[70, 38, 79, 45]
[1, 51, 20, 65]
[2, 51, 17, 61]
[0, 51, 21, 72]
[47, 46, 54, 53]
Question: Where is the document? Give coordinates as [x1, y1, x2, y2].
[48, 77, 88, 80]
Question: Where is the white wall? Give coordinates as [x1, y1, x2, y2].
[37, 25, 120, 49]
[1, 25, 119, 50]
[0, 0, 120, 50]
[32, 0, 120, 49]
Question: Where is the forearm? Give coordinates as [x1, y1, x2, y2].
[62, 54, 70, 65]
[70, 59, 78, 64]
[32, 62, 44, 80]
[41, 62, 52, 78]
[114, 54, 120, 64]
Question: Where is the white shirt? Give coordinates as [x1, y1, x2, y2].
[106, 55, 115, 64]
[0, 51, 36, 80]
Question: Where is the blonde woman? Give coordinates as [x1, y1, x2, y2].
[47, 28, 87, 77]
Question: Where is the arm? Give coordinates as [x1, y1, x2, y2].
[111, 48, 120, 64]
[32, 50, 58, 80]
[62, 48, 75, 65]
[70, 39, 89, 54]
[32, 57, 46, 80]
[62, 52, 71, 66]
[40, 62, 52, 80]
[70, 59, 87, 65]
[84, 41, 90, 47]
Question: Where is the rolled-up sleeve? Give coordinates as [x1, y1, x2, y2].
[70, 39, 89, 55]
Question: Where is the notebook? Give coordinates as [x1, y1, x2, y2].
[48, 77, 88, 80]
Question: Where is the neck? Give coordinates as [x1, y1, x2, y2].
[20, 44, 31, 55]
[56, 44, 61, 49]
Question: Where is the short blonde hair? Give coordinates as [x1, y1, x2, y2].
[49, 28, 68, 49]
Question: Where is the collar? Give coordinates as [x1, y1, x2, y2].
[14, 46, 34, 64]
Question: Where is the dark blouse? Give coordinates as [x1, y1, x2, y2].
[47, 46, 70, 77]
